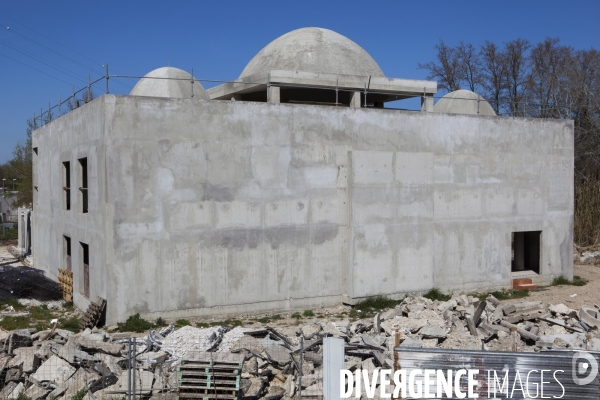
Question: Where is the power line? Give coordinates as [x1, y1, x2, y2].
[0, 51, 72, 85]
[1, 12, 134, 91]
[0, 10, 107, 70]
[0, 39, 87, 84]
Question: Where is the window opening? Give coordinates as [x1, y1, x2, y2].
[63, 161, 70, 210]
[78, 157, 88, 213]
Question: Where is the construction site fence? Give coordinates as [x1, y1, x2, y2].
[30, 68, 595, 127]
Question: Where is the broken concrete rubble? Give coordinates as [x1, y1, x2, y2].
[1, 293, 599, 399]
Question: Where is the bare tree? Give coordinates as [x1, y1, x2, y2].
[418, 40, 461, 92]
[480, 41, 507, 114]
[456, 41, 481, 92]
[503, 38, 530, 116]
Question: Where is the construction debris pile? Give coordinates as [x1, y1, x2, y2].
[1, 293, 600, 399]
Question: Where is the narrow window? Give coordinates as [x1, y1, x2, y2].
[63, 235, 71, 271]
[78, 157, 88, 213]
[80, 242, 89, 298]
[33, 148, 38, 205]
[511, 231, 541, 274]
[63, 161, 70, 210]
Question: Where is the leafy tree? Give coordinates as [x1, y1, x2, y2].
[7, 118, 36, 208]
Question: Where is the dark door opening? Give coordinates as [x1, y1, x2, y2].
[80, 242, 89, 298]
[63, 235, 71, 271]
[512, 231, 541, 274]
[63, 161, 71, 210]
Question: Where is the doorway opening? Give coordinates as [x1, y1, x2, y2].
[511, 231, 541, 274]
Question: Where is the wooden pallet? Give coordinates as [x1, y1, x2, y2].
[79, 297, 106, 330]
[58, 268, 73, 302]
[177, 353, 243, 400]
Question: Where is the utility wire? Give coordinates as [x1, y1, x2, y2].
[0, 51, 72, 85]
[0, 39, 87, 84]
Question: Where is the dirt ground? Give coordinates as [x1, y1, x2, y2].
[518, 259, 600, 309]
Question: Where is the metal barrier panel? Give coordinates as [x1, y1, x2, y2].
[394, 347, 600, 399]
[323, 337, 344, 400]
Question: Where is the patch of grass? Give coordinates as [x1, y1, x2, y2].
[71, 389, 87, 400]
[0, 316, 30, 330]
[117, 313, 154, 333]
[154, 317, 167, 327]
[422, 288, 451, 302]
[196, 322, 210, 328]
[175, 319, 191, 328]
[59, 316, 80, 332]
[29, 305, 55, 320]
[552, 275, 587, 287]
[2, 227, 19, 241]
[303, 310, 315, 317]
[291, 312, 302, 320]
[207, 319, 243, 327]
[349, 296, 403, 319]
[488, 289, 529, 300]
[257, 316, 271, 324]
[270, 314, 283, 321]
[0, 299, 26, 311]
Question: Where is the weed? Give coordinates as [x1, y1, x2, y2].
[175, 319, 191, 328]
[303, 310, 315, 317]
[59, 316, 80, 332]
[196, 322, 210, 328]
[271, 314, 283, 320]
[552, 275, 588, 287]
[291, 312, 302, 319]
[348, 296, 403, 319]
[29, 305, 55, 320]
[0, 316, 30, 330]
[488, 289, 529, 300]
[0, 299, 26, 311]
[16, 393, 32, 400]
[422, 288, 451, 302]
[154, 317, 167, 327]
[222, 319, 243, 326]
[117, 313, 154, 333]
[71, 389, 87, 400]
[257, 316, 271, 324]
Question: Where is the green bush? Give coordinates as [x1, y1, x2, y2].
[423, 288, 451, 302]
[117, 313, 154, 333]
[175, 319, 191, 328]
[302, 310, 315, 317]
[291, 312, 302, 319]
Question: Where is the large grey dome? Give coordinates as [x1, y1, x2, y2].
[240, 27, 384, 78]
[130, 67, 209, 100]
[433, 89, 496, 116]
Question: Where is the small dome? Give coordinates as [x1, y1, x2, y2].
[240, 27, 384, 78]
[130, 67, 209, 100]
[433, 90, 496, 116]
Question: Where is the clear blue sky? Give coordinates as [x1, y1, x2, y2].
[0, 0, 598, 163]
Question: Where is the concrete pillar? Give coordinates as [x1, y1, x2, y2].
[421, 95, 434, 112]
[350, 91, 361, 108]
[268, 86, 280, 104]
[514, 232, 525, 271]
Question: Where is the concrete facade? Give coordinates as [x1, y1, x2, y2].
[32, 94, 574, 325]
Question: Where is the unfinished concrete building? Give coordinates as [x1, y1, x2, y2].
[31, 28, 574, 325]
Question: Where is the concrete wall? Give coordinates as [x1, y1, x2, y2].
[33, 95, 573, 324]
[32, 98, 110, 313]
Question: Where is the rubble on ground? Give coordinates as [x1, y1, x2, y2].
[1, 293, 600, 399]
